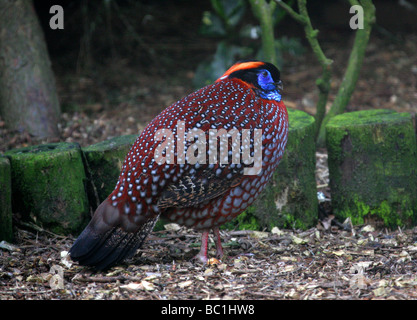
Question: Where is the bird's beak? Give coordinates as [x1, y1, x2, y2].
[275, 80, 283, 93]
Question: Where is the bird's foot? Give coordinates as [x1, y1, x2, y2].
[191, 252, 208, 264]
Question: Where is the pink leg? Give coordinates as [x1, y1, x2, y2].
[193, 230, 209, 264]
[213, 227, 224, 259]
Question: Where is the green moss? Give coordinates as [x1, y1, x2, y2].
[0, 156, 13, 241]
[4, 143, 90, 235]
[338, 197, 414, 228]
[326, 109, 417, 228]
[153, 218, 166, 232]
[221, 206, 261, 231]
[326, 109, 396, 127]
[82, 135, 138, 204]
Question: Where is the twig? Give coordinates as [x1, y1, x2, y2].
[18, 221, 68, 239]
[227, 230, 258, 236]
[72, 274, 143, 283]
[249, 0, 277, 66]
[246, 290, 283, 298]
[0, 290, 54, 295]
[275, 0, 332, 140]
[275, 0, 305, 24]
[316, 0, 376, 145]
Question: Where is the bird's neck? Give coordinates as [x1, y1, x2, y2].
[258, 89, 282, 102]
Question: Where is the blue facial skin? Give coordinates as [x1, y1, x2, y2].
[257, 69, 282, 102]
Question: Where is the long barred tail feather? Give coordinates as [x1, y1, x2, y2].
[69, 200, 159, 270]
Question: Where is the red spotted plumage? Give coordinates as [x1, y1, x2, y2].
[70, 60, 289, 269]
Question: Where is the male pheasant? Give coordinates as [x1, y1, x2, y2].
[69, 60, 289, 270]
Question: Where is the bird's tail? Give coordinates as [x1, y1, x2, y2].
[69, 199, 159, 270]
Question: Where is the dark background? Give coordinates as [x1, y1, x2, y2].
[2, 0, 416, 151]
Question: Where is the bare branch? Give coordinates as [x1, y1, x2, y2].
[275, 0, 305, 24]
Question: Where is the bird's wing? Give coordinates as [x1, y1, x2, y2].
[157, 166, 243, 209]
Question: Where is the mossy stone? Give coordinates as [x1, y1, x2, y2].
[251, 108, 318, 230]
[4, 143, 90, 235]
[0, 156, 13, 241]
[82, 135, 138, 205]
[326, 109, 417, 228]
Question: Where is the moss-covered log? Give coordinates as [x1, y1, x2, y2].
[0, 156, 13, 241]
[251, 108, 318, 230]
[82, 135, 138, 206]
[4, 143, 89, 235]
[326, 109, 417, 228]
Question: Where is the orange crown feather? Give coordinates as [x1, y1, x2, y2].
[216, 61, 265, 82]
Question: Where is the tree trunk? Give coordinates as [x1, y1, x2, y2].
[0, 0, 60, 139]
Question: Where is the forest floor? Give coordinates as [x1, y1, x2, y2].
[1, 213, 417, 300]
[1, 3, 417, 300]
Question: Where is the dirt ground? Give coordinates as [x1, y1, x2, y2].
[1, 2, 417, 300]
[1, 212, 417, 300]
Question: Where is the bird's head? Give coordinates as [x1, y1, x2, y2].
[216, 60, 283, 102]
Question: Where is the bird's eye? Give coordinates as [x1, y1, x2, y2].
[257, 69, 275, 92]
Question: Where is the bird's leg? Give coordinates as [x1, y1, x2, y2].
[192, 228, 223, 263]
[213, 227, 224, 259]
[192, 230, 209, 264]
